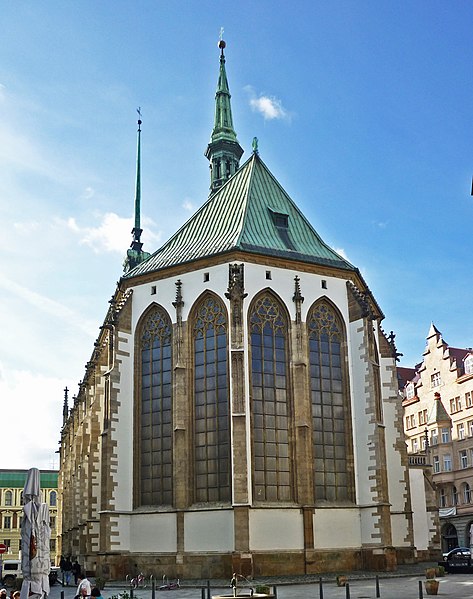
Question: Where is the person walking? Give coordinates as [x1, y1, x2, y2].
[76, 573, 92, 598]
[72, 560, 81, 585]
[63, 556, 73, 586]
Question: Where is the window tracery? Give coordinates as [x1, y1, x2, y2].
[193, 296, 230, 503]
[250, 293, 292, 502]
[139, 306, 173, 506]
[308, 300, 354, 502]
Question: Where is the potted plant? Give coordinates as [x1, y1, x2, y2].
[424, 579, 439, 595]
[425, 567, 436, 579]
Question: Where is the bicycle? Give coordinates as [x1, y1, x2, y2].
[159, 575, 180, 591]
[126, 573, 150, 589]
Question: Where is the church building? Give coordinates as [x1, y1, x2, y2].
[58, 40, 437, 579]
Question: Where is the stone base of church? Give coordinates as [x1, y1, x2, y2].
[93, 546, 418, 580]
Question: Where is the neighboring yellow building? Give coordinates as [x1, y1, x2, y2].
[402, 324, 473, 553]
[0, 469, 59, 563]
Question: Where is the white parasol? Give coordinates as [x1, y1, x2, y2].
[20, 468, 50, 599]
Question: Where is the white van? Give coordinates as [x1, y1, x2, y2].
[1, 560, 22, 586]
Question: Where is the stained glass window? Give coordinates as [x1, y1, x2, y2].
[139, 306, 173, 506]
[193, 296, 230, 502]
[250, 294, 292, 502]
[308, 300, 354, 502]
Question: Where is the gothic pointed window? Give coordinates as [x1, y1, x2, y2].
[308, 300, 354, 502]
[139, 306, 173, 506]
[193, 295, 230, 503]
[250, 293, 292, 502]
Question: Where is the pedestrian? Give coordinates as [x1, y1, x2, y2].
[72, 560, 81, 585]
[91, 587, 103, 599]
[63, 556, 73, 586]
[76, 572, 92, 598]
[0, 590, 7, 599]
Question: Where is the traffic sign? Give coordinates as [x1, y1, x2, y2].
[0, 544, 7, 554]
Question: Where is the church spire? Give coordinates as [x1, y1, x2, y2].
[205, 36, 244, 194]
[123, 109, 150, 273]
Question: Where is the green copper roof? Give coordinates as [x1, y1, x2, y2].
[124, 153, 355, 278]
[0, 470, 58, 489]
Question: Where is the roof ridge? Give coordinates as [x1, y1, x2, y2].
[235, 153, 258, 248]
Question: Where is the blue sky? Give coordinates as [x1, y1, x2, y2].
[1, 1, 473, 469]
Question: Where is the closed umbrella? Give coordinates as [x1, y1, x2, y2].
[20, 468, 50, 599]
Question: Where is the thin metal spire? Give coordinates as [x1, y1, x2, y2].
[123, 108, 150, 274]
[131, 108, 143, 251]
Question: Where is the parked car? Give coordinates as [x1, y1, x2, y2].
[1, 560, 59, 587]
[440, 547, 473, 573]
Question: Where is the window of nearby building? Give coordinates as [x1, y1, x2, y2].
[138, 305, 173, 507]
[406, 382, 415, 400]
[412, 438, 419, 453]
[468, 420, 473, 437]
[464, 483, 471, 504]
[50, 516, 56, 529]
[444, 454, 452, 471]
[450, 396, 462, 413]
[466, 392, 473, 408]
[433, 455, 440, 473]
[465, 355, 473, 375]
[4, 491, 12, 507]
[251, 293, 292, 502]
[439, 487, 447, 507]
[50, 539, 56, 551]
[421, 435, 427, 451]
[3, 516, 11, 529]
[194, 295, 229, 503]
[458, 423, 466, 440]
[431, 372, 441, 388]
[431, 429, 438, 445]
[405, 414, 416, 430]
[308, 300, 354, 503]
[418, 409, 428, 425]
[453, 486, 459, 505]
[49, 491, 57, 507]
[3, 539, 10, 548]
[441, 427, 450, 443]
[460, 449, 468, 469]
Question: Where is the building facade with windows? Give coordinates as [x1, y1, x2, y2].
[402, 324, 473, 552]
[0, 469, 58, 563]
[59, 40, 436, 580]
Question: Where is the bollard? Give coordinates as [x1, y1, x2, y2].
[273, 585, 277, 599]
[345, 582, 350, 599]
[418, 580, 423, 599]
[207, 579, 211, 599]
[318, 577, 323, 599]
[152, 577, 156, 599]
[201, 587, 206, 599]
[131, 588, 134, 599]
[61, 591, 64, 599]
[375, 575, 380, 598]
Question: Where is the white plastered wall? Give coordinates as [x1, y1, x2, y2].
[409, 469, 430, 551]
[249, 508, 303, 550]
[184, 510, 234, 552]
[313, 508, 361, 548]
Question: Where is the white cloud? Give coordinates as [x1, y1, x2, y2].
[0, 367, 65, 469]
[245, 85, 291, 121]
[334, 247, 350, 261]
[0, 275, 97, 337]
[64, 212, 160, 254]
[182, 198, 195, 212]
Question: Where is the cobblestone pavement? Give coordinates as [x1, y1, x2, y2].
[49, 566, 473, 599]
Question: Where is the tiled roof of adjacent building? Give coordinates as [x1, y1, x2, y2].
[124, 152, 356, 279]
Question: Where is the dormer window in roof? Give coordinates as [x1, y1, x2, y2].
[268, 208, 295, 250]
[405, 382, 415, 400]
[465, 354, 473, 375]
